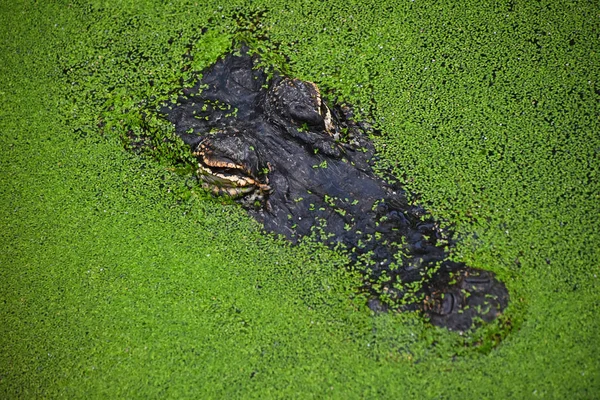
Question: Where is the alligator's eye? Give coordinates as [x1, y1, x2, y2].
[287, 100, 323, 126]
[298, 80, 335, 134]
[267, 78, 338, 138]
[319, 99, 335, 135]
[192, 135, 271, 198]
[269, 78, 325, 128]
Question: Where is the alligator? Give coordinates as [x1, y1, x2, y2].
[160, 48, 509, 331]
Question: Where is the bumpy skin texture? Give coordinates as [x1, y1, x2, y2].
[162, 49, 509, 331]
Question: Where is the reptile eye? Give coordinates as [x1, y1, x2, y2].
[319, 102, 335, 135]
[288, 101, 324, 127]
[267, 78, 327, 130]
[191, 135, 271, 199]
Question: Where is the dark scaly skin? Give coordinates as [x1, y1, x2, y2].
[161, 49, 509, 331]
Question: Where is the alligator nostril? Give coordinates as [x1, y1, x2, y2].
[435, 293, 456, 315]
[464, 276, 492, 285]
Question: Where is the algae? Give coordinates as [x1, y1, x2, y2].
[1, 0, 598, 398]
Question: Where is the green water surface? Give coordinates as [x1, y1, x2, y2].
[1, 0, 598, 398]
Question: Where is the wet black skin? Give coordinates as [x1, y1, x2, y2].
[162, 49, 509, 331]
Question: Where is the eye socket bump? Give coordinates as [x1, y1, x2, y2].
[266, 78, 337, 136]
[287, 101, 324, 127]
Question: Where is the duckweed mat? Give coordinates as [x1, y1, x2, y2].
[1, 0, 598, 398]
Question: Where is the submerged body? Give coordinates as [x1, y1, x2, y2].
[162, 49, 508, 331]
